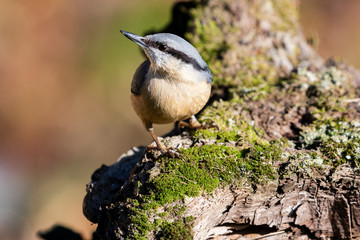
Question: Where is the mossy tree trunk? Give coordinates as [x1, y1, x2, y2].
[83, 0, 360, 239]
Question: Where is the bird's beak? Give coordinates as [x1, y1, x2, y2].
[120, 30, 146, 48]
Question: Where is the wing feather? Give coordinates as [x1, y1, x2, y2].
[131, 60, 150, 95]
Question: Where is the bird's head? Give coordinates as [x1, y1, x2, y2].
[120, 30, 212, 83]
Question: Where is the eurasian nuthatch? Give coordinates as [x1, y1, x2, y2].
[120, 30, 212, 156]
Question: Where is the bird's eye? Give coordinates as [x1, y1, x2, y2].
[158, 43, 166, 51]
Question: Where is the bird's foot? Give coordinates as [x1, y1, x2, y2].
[179, 117, 218, 130]
[161, 147, 186, 160]
[144, 145, 186, 161]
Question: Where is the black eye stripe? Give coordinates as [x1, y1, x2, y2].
[166, 48, 207, 71]
[144, 39, 209, 72]
[143, 39, 163, 49]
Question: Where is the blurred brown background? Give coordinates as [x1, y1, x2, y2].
[0, 0, 359, 239]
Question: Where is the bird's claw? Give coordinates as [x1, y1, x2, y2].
[179, 120, 219, 131]
[144, 145, 186, 161]
[163, 148, 186, 160]
[199, 122, 219, 131]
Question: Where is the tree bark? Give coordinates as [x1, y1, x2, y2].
[82, 0, 360, 239]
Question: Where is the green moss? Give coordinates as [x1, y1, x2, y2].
[197, 98, 269, 145]
[233, 54, 279, 93]
[192, 129, 242, 143]
[149, 143, 280, 205]
[169, 205, 186, 217]
[159, 217, 194, 240]
[127, 207, 155, 240]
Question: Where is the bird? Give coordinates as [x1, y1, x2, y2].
[120, 30, 213, 157]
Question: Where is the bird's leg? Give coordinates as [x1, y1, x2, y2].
[148, 127, 167, 153]
[179, 115, 218, 130]
[146, 127, 186, 160]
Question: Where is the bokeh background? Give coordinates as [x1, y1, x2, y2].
[0, 0, 359, 239]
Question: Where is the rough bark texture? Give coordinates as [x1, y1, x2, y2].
[81, 0, 360, 239]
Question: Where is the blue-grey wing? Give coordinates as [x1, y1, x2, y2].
[131, 60, 150, 95]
